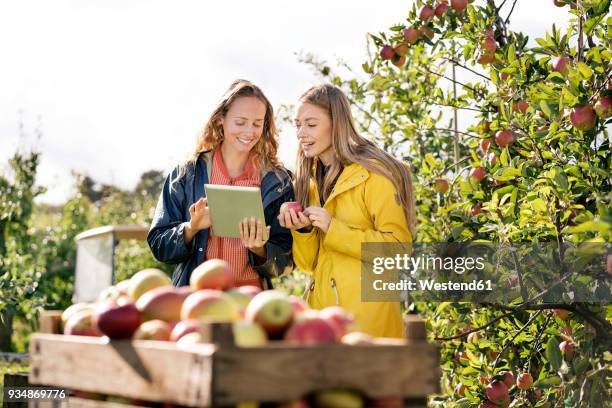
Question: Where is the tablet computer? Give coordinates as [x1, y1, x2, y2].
[204, 184, 268, 240]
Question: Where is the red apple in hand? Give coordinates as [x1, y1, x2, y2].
[280, 201, 303, 214]
[570, 104, 597, 131]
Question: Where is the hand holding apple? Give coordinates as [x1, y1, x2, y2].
[304, 206, 332, 233]
[278, 203, 312, 231]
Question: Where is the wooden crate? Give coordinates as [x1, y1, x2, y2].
[29, 325, 438, 407]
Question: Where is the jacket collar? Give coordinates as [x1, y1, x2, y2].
[324, 163, 369, 204]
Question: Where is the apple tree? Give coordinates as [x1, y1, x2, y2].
[304, 0, 611, 405]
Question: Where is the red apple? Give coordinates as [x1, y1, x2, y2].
[607, 254, 612, 276]
[513, 99, 529, 113]
[190, 259, 232, 291]
[319, 306, 357, 340]
[61, 303, 94, 329]
[136, 286, 192, 322]
[392, 54, 406, 67]
[245, 290, 294, 338]
[570, 104, 597, 131]
[419, 5, 435, 21]
[454, 349, 468, 362]
[394, 43, 409, 57]
[434, 178, 449, 193]
[280, 201, 303, 214]
[94, 299, 141, 339]
[435, 2, 449, 17]
[128, 269, 171, 301]
[553, 0, 566, 6]
[471, 203, 482, 216]
[559, 340, 575, 360]
[551, 56, 570, 75]
[232, 320, 267, 347]
[169, 319, 203, 342]
[495, 129, 515, 147]
[403, 26, 421, 44]
[420, 27, 435, 40]
[516, 372, 533, 390]
[180, 289, 239, 322]
[477, 52, 495, 65]
[486, 380, 509, 404]
[482, 36, 497, 53]
[500, 72, 510, 81]
[284, 311, 338, 344]
[470, 167, 487, 183]
[478, 402, 498, 408]
[133, 320, 172, 341]
[554, 308, 570, 320]
[380, 45, 394, 60]
[288, 295, 309, 314]
[593, 95, 612, 119]
[451, 0, 468, 13]
[499, 371, 514, 388]
[480, 138, 492, 153]
[63, 309, 102, 337]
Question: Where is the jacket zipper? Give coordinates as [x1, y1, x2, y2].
[330, 277, 339, 305]
[304, 279, 315, 303]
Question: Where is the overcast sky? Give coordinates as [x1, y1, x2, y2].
[0, 0, 572, 204]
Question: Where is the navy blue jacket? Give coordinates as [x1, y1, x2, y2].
[147, 151, 294, 288]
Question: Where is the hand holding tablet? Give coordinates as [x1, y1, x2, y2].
[204, 184, 268, 241]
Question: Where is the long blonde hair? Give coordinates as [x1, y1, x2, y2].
[295, 84, 416, 237]
[173, 79, 282, 186]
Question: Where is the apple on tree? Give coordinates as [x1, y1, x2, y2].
[570, 104, 597, 131]
[594, 95, 612, 118]
[379, 45, 395, 60]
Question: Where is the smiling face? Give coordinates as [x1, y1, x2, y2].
[294, 102, 334, 165]
[220, 96, 267, 154]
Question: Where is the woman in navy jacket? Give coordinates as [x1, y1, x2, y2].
[147, 80, 294, 288]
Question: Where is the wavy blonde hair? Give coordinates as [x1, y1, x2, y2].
[173, 79, 282, 186]
[295, 84, 416, 238]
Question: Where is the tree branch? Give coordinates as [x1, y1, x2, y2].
[493, 310, 543, 368]
[434, 310, 517, 341]
[442, 57, 492, 82]
[504, 0, 519, 24]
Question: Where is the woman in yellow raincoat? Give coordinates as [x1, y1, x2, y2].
[279, 84, 416, 338]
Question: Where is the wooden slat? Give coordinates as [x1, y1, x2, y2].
[29, 398, 144, 408]
[211, 342, 439, 405]
[28, 334, 215, 407]
[38, 311, 62, 335]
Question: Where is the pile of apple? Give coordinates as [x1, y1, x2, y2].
[60, 259, 385, 348]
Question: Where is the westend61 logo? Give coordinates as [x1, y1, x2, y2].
[360, 242, 611, 303]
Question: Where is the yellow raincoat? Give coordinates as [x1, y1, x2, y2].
[292, 163, 412, 338]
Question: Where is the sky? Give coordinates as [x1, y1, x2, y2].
[0, 0, 572, 204]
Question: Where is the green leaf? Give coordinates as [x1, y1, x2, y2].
[539, 100, 552, 118]
[565, 220, 612, 234]
[545, 337, 563, 371]
[576, 62, 593, 79]
[533, 375, 562, 389]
